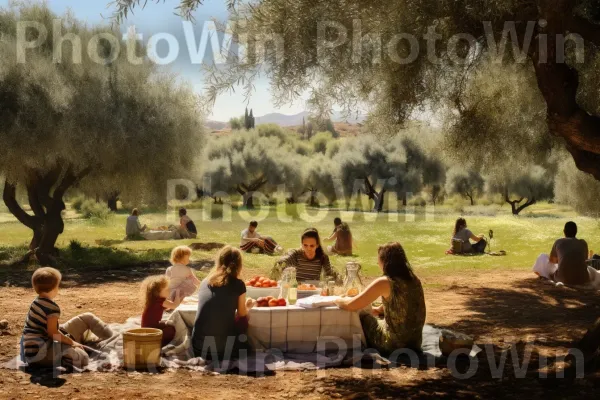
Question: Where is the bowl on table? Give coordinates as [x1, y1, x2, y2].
[246, 285, 281, 299]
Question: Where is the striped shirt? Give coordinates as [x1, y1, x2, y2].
[279, 249, 336, 281]
[21, 297, 61, 358]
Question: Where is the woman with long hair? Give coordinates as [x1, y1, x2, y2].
[325, 220, 354, 256]
[277, 228, 339, 281]
[191, 245, 255, 360]
[335, 242, 426, 353]
[452, 218, 486, 253]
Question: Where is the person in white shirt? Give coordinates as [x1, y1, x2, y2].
[240, 221, 282, 255]
[125, 208, 147, 239]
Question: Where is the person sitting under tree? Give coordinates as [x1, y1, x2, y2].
[451, 218, 487, 254]
[240, 220, 282, 255]
[125, 208, 147, 240]
[533, 221, 598, 287]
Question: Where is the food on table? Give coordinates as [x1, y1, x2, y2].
[298, 283, 318, 291]
[245, 276, 278, 287]
[256, 296, 286, 307]
[346, 287, 360, 297]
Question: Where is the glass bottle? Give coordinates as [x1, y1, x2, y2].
[342, 261, 364, 297]
[287, 267, 298, 305]
[319, 270, 328, 296]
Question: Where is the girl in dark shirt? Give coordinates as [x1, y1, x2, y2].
[192, 246, 255, 360]
[140, 276, 182, 346]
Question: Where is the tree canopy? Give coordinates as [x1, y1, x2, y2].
[117, 0, 600, 182]
[0, 4, 202, 263]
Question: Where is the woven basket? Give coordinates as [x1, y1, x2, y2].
[122, 328, 163, 370]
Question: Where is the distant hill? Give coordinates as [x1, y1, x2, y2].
[207, 110, 366, 129]
[204, 120, 228, 130]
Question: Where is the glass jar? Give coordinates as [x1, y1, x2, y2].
[282, 267, 298, 305]
[342, 261, 364, 297]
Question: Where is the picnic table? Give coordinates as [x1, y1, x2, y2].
[167, 298, 365, 353]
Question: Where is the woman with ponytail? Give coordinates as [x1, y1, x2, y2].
[192, 245, 255, 360]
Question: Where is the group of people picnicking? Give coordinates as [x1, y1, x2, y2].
[20, 212, 600, 369]
[125, 208, 197, 240]
[21, 212, 428, 367]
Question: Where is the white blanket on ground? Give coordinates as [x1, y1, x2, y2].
[533, 253, 600, 290]
[1, 318, 470, 375]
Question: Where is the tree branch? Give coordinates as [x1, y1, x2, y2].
[2, 180, 38, 230]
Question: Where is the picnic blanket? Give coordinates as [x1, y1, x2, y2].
[1, 317, 478, 375]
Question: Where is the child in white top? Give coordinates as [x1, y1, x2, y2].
[165, 246, 200, 300]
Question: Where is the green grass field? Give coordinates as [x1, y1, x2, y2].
[1, 201, 597, 280]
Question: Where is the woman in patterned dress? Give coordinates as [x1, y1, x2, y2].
[334, 242, 426, 354]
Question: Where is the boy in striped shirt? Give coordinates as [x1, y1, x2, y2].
[20, 267, 113, 369]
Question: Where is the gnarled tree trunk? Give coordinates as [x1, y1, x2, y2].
[364, 178, 386, 212]
[236, 175, 268, 209]
[533, 2, 600, 181]
[2, 165, 90, 265]
[106, 191, 119, 212]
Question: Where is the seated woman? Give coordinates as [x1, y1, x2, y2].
[125, 208, 147, 240]
[191, 246, 255, 361]
[177, 208, 197, 239]
[451, 218, 486, 254]
[276, 228, 339, 282]
[335, 242, 426, 354]
[325, 219, 353, 256]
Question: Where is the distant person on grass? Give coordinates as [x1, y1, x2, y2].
[21, 267, 114, 369]
[178, 208, 197, 239]
[125, 208, 147, 240]
[451, 218, 486, 254]
[533, 221, 600, 287]
[335, 242, 426, 354]
[325, 217, 354, 256]
[240, 220, 283, 255]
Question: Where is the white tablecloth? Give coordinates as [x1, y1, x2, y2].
[167, 300, 365, 354]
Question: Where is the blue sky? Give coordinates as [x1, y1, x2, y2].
[0, 0, 306, 120]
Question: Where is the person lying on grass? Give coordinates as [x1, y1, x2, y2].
[21, 267, 114, 369]
[192, 246, 256, 361]
[335, 242, 426, 354]
[451, 218, 486, 254]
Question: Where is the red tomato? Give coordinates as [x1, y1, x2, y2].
[277, 298, 286, 306]
[268, 299, 279, 307]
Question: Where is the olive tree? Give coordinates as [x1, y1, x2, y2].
[201, 129, 303, 207]
[117, 0, 600, 183]
[487, 165, 555, 215]
[334, 135, 431, 212]
[445, 168, 485, 206]
[0, 5, 201, 263]
[302, 155, 340, 206]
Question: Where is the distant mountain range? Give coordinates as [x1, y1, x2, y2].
[206, 111, 366, 129]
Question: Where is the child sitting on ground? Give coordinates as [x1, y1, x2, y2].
[21, 267, 114, 369]
[165, 245, 200, 300]
[140, 276, 182, 346]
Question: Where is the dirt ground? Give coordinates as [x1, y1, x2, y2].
[1, 267, 600, 399]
